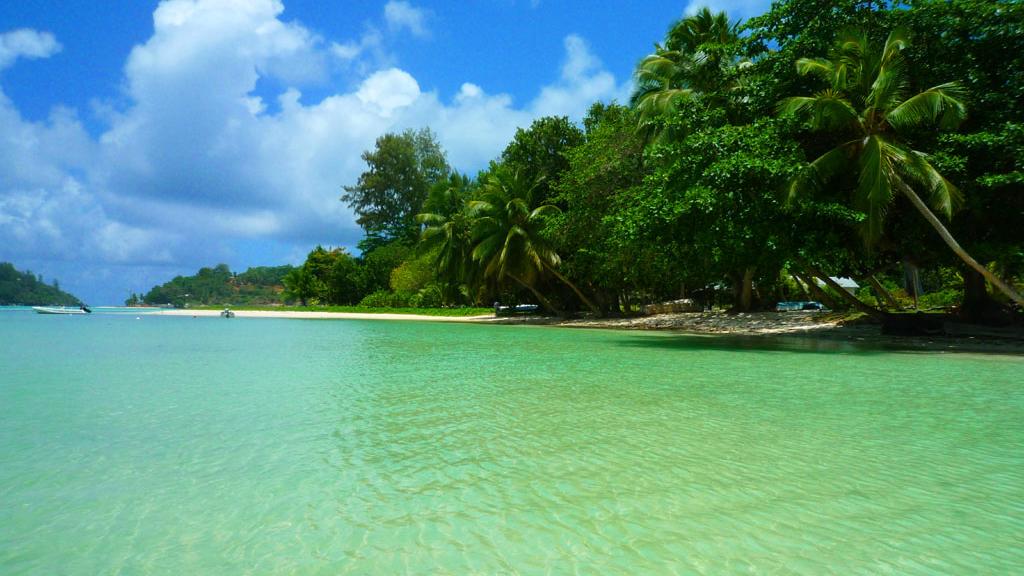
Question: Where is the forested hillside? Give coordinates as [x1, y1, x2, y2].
[138, 264, 294, 307]
[0, 262, 82, 305]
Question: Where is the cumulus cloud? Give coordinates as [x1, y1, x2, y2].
[383, 1, 429, 38]
[0, 28, 62, 71]
[531, 35, 625, 119]
[0, 89, 169, 271]
[0, 0, 625, 303]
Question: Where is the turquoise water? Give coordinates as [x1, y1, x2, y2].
[1, 311, 1022, 574]
[3, 306, 170, 314]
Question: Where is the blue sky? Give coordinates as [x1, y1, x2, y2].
[0, 0, 770, 304]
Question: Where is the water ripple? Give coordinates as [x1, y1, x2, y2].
[1, 317, 1022, 573]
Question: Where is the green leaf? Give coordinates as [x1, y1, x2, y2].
[886, 82, 968, 132]
[787, 141, 859, 203]
[855, 136, 893, 243]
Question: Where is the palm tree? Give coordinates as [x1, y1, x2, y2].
[630, 8, 744, 141]
[417, 175, 475, 304]
[778, 28, 1024, 306]
[468, 167, 599, 315]
[282, 266, 321, 307]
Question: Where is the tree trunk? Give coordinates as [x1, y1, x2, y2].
[542, 262, 601, 315]
[866, 274, 901, 310]
[603, 291, 621, 317]
[793, 270, 838, 310]
[803, 264, 884, 318]
[737, 267, 755, 311]
[903, 260, 920, 310]
[898, 180, 1024, 306]
[790, 273, 810, 300]
[960, 266, 1011, 324]
[509, 274, 562, 316]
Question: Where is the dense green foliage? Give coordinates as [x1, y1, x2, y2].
[153, 0, 1023, 320]
[0, 262, 81, 306]
[142, 264, 293, 307]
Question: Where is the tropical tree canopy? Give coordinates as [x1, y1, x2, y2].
[779, 26, 1023, 305]
[630, 7, 746, 141]
[342, 128, 450, 245]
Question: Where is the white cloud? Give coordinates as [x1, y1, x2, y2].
[383, 1, 429, 38]
[531, 35, 626, 119]
[0, 0, 625, 303]
[0, 28, 62, 71]
[356, 68, 421, 116]
[330, 27, 395, 77]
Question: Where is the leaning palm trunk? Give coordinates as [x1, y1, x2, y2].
[896, 181, 1024, 307]
[803, 264, 884, 318]
[542, 262, 600, 315]
[509, 274, 563, 316]
[793, 270, 838, 310]
[866, 274, 902, 310]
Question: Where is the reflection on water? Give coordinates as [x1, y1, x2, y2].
[1, 315, 1022, 574]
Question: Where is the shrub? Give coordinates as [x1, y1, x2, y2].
[918, 288, 963, 310]
[358, 290, 414, 308]
[411, 284, 444, 308]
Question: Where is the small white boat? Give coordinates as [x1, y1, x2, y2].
[33, 306, 91, 315]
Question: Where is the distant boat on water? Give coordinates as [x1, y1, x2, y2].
[32, 305, 91, 315]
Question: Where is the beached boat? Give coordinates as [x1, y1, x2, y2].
[32, 306, 91, 315]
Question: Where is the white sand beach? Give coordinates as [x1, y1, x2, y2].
[157, 309, 493, 322]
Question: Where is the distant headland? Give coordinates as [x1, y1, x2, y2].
[0, 262, 82, 306]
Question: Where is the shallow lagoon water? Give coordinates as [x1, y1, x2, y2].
[1, 311, 1022, 574]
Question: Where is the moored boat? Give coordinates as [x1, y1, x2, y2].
[32, 306, 91, 315]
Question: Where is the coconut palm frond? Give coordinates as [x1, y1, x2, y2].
[899, 149, 962, 218]
[419, 222, 446, 243]
[886, 82, 968, 132]
[628, 79, 661, 109]
[776, 96, 815, 117]
[809, 91, 861, 131]
[530, 204, 561, 220]
[416, 212, 447, 226]
[635, 52, 688, 81]
[777, 92, 860, 132]
[795, 57, 834, 83]
[869, 53, 909, 112]
[855, 136, 896, 242]
[465, 200, 493, 218]
[636, 87, 696, 113]
[836, 27, 868, 59]
[881, 27, 910, 65]
[787, 141, 859, 203]
[835, 28, 868, 78]
[631, 6, 742, 143]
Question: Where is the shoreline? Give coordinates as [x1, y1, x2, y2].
[156, 308, 1024, 355]
[503, 311, 1024, 355]
[156, 309, 494, 322]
